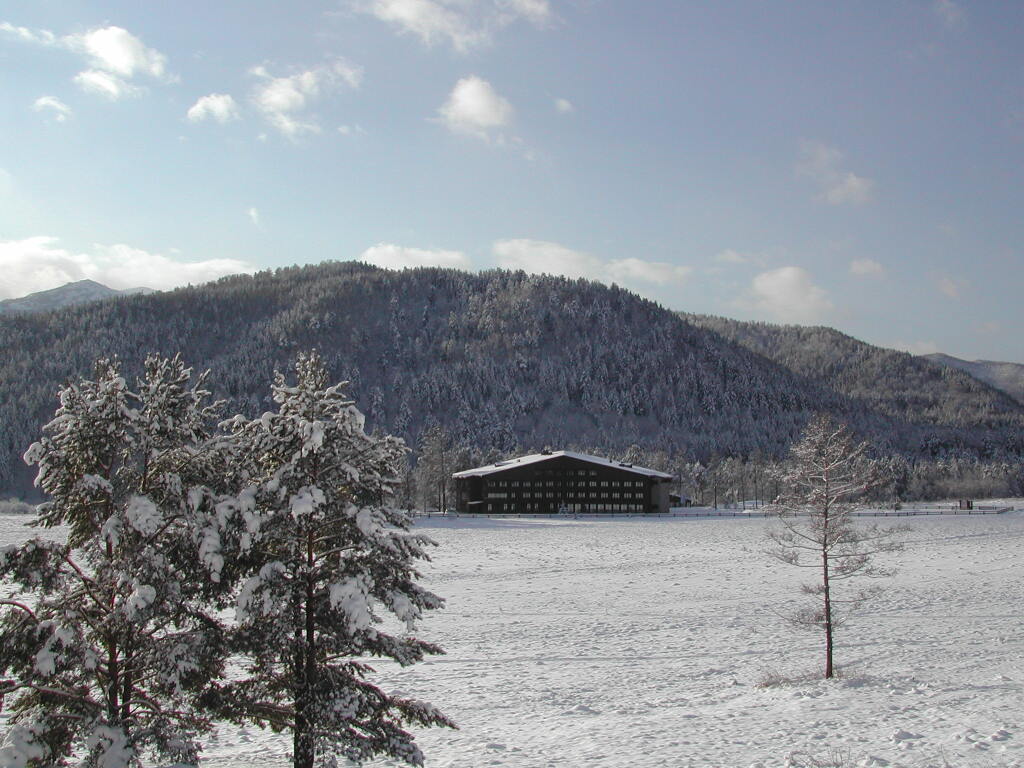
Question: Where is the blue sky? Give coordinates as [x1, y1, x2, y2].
[2, 1, 1022, 362]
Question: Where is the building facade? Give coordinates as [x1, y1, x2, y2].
[452, 450, 673, 515]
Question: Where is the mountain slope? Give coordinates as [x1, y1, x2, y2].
[684, 314, 1024, 441]
[0, 280, 152, 315]
[1, 263, 1021, 496]
[924, 353, 1024, 405]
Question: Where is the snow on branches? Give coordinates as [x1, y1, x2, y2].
[209, 351, 453, 767]
[0, 356, 230, 767]
[0, 352, 452, 767]
[766, 415, 906, 679]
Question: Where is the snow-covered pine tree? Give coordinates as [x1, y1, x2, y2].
[0, 355, 230, 767]
[217, 352, 453, 768]
[766, 415, 905, 679]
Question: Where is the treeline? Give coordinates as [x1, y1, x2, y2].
[402, 434, 1024, 511]
[2, 262, 1023, 498]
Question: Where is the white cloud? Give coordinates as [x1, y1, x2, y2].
[2, 23, 173, 100]
[849, 258, 885, 277]
[251, 59, 362, 138]
[67, 26, 168, 80]
[360, 0, 552, 52]
[364, 0, 484, 52]
[0, 168, 13, 198]
[32, 95, 71, 122]
[933, 0, 964, 28]
[359, 243, 471, 270]
[749, 266, 833, 324]
[797, 141, 875, 205]
[493, 239, 691, 287]
[0, 236, 255, 299]
[73, 69, 141, 99]
[247, 207, 261, 227]
[499, 0, 553, 28]
[437, 76, 513, 140]
[187, 93, 240, 123]
[554, 97, 574, 114]
[607, 258, 692, 285]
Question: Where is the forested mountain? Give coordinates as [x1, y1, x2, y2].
[0, 279, 152, 315]
[924, 353, 1024, 406]
[685, 314, 1024, 446]
[1, 263, 1022, 497]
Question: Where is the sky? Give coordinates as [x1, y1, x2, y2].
[1, 1, 1022, 362]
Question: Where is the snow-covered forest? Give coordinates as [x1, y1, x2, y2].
[1, 263, 1023, 499]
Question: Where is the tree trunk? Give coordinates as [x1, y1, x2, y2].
[822, 547, 833, 679]
[294, 532, 317, 768]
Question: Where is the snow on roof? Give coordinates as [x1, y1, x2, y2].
[452, 450, 673, 480]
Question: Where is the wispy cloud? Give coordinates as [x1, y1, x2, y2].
[247, 207, 261, 228]
[32, 95, 71, 122]
[0, 21, 56, 45]
[937, 275, 962, 300]
[437, 76, 513, 141]
[0, 236, 254, 299]
[797, 141, 875, 205]
[554, 97, 574, 114]
[250, 59, 362, 138]
[891, 339, 941, 356]
[933, 0, 964, 28]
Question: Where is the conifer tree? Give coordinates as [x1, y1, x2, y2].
[767, 415, 905, 679]
[0, 356, 229, 766]
[217, 352, 453, 768]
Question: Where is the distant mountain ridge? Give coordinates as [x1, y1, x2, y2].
[683, 314, 1024, 435]
[0, 280, 154, 315]
[0, 264, 1022, 497]
[924, 353, 1024, 405]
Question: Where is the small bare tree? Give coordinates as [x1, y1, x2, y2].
[767, 415, 905, 679]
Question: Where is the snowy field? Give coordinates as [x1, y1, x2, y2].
[2, 509, 1022, 767]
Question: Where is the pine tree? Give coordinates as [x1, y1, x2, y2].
[767, 415, 905, 679]
[217, 352, 453, 768]
[415, 425, 450, 513]
[0, 355, 229, 767]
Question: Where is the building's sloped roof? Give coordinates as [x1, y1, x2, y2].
[452, 450, 673, 479]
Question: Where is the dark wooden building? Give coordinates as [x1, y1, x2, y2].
[452, 450, 674, 515]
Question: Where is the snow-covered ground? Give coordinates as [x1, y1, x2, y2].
[2, 509, 1022, 767]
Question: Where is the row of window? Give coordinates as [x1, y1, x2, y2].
[490, 479, 644, 488]
[487, 491, 644, 500]
[484, 502, 647, 513]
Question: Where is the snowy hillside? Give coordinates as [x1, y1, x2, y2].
[3, 264, 1024, 498]
[925, 353, 1024, 406]
[2, 510, 1020, 767]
